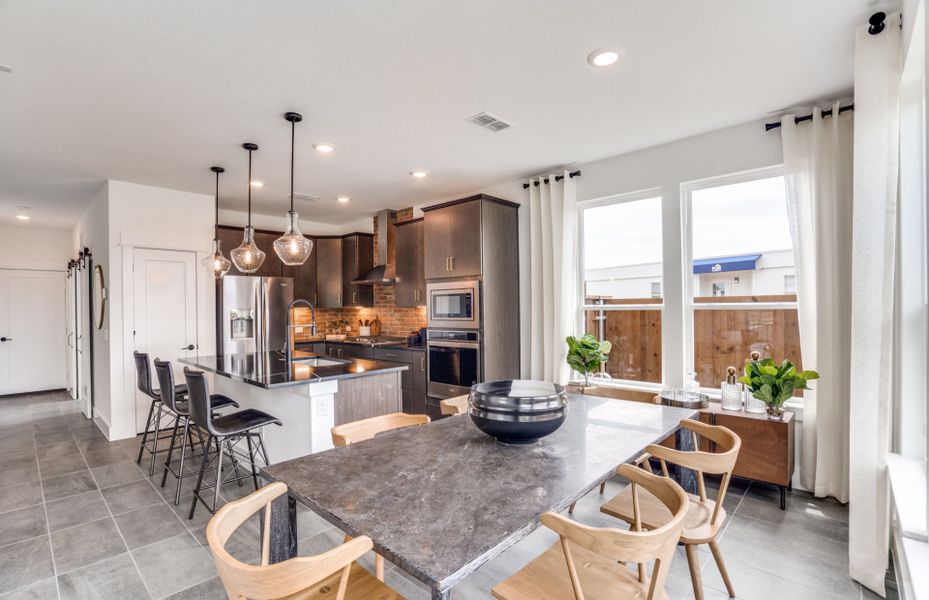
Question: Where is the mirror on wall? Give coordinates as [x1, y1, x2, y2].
[93, 264, 106, 329]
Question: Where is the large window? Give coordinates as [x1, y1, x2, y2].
[687, 173, 802, 390]
[580, 193, 663, 384]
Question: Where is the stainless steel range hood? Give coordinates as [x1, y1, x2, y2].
[353, 209, 396, 284]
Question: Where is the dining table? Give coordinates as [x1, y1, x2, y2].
[261, 393, 698, 599]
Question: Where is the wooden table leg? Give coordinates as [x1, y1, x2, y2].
[672, 427, 698, 494]
[264, 492, 298, 563]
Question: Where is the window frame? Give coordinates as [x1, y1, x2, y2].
[680, 165, 799, 393]
[577, 187, 665, 389]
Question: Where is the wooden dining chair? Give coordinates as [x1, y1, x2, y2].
[600, 419, 742, 600]
[205, 482, 402, 600]
[492, 464, 689, 600]
[330, 412, 430, 446]
[439, 395, 469, 416]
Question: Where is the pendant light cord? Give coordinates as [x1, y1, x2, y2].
[290, 119, 295, 213]
[214, 170, 220, 230]
[247, 148, 253, 228]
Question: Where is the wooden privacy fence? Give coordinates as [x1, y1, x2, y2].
[584, 295, 802, 388]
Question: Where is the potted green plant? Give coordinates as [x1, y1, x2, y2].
[738, 352, 819, 420]
[566, 334, 612, 389]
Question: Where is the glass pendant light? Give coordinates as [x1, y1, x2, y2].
[273, 112, 314, 265]
[205, 166, 232, 278]
[230, 143, 266, 273]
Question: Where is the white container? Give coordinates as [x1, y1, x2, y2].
[744, 389, 766, 413]
[720, 382, 743, 411]
[359, 326, 372, 337]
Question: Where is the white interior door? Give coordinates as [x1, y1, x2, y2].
[76, 265, 91, 416]
[0, 269, 67, 395]
[65, 270, 77, 400]
[132, 248, 197, 432]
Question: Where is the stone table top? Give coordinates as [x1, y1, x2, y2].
[180, 351, 408, 389]
[262, 394, 697, 596]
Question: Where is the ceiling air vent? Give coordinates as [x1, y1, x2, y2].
[468, 112, 512, 132]
[292, 193, 319, 202]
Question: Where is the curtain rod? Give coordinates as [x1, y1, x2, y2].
[523, 170, 581, 189]
[764, 104, 854, 132]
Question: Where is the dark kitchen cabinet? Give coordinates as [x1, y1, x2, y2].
[254, 232, 283, 277]
[423, 198, 482, 279]
[341, 234, 374, 308]
[315, 237, 343, 308]
[395, 219, 425, 307]
[282, 237, 318, 305]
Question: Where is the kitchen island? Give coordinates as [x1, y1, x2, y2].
[180, 350, 408, 462]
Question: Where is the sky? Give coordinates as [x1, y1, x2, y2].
[583, 176, 793, 271]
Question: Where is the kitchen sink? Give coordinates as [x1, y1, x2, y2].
[291, 356, 348, 367]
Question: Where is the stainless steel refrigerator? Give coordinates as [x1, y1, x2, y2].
[221, 276, 293, 355]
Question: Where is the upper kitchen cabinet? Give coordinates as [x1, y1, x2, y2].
[342, 233, 374, 307]
[422, 195, 518, 280]
[395, 218, 425, 307]
[315, 237, 343, 308]
[282, 236, 318, 305]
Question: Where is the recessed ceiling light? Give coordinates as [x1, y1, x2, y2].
[410, 170, 428, 178]
[0, 64, 11, 74]
[337, 196, 350, 204]
[587, 47, 621, 67]
[313, 143, 335, 153]
[249, 180, 264, 188]
[15, 214, 30, 221]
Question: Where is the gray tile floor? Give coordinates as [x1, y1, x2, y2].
[0, 390, 876, 599]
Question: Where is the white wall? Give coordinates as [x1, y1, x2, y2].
[0, 224, 72, 269]
[417, 119, 784, 384]
[72, 180, 217, 439]
[72, 183, 110, 427]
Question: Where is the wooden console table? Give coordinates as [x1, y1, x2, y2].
[698, 403, 795, 509]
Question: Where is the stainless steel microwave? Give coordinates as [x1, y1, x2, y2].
[426, 280, 481, 329]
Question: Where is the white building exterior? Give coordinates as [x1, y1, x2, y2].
[585, 249, 795, 299]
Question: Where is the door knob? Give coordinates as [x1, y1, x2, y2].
[181, 344, 195, 351]
[0, 337, 11, 342]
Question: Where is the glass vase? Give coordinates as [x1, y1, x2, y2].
[720, 382, 743, 411]
[744, 390, 766, 414]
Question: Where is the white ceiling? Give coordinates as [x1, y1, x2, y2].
[0, 0, 878, 230]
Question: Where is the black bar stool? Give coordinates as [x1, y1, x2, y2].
[153, 359, 239, 505]
[134, 351, 189, 476]
[184, 367, 281, 520]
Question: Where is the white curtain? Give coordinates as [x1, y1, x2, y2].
[780, 102, 854, 503]
[527, 172, 578, 384]
[848, 12, 901, 596]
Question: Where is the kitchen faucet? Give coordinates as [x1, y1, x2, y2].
[284, 299, 317, 364]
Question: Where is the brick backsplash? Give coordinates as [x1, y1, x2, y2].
[292, 206, 427, 341]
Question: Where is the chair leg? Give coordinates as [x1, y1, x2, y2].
[149, 403, 167, 476]
[568, 502, 576, 514]
[189, 434, 213, 520]
[136, 399, 156, 464]
[708, 540, 735, 598]
[376, 554, 385, 582]
[160, 416, 181, 487]
[173, 418, 191, 505]
[212, 439, 225, 513]
[228, 438, 244, 488]
[257, 431, 270, 466]
[599, 481, 606, 494]
[684, 543, 704, 600]
[246, 435, 260, 490]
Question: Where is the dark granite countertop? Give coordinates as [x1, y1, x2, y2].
[263, 394, 696, 595]
[179, 351, 408, 389]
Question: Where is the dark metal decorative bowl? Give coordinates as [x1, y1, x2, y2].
[468, 380, 567, 444]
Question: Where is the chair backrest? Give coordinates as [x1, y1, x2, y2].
[439, 395, 468, 416]
[133, 351, 155, 398]
[330, 412, 430, 446]
[541, 464, 689, 600]
[153, 359, 185, 415]
[206, 482, 374, 600]
[643, 418, 741, 525]
[183, 367, 216, 434]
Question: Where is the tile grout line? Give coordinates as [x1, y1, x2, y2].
[76, 427, 157, 600]
[33, 400, 63, 600]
